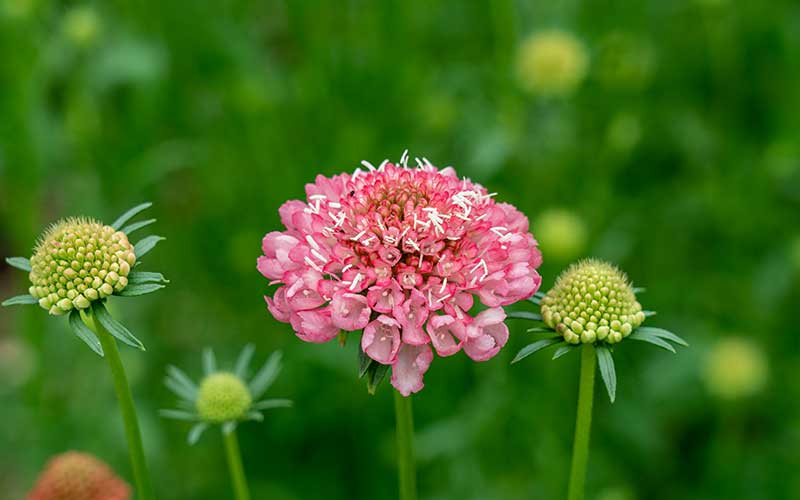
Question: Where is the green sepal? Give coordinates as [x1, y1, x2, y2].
[252, 399, 293, 410]
[159, 409, 197, 421]
[92, 301, 145, 351]
[2, 294, 38, 306]
[643, 310, 657, 318]
[506, 311, 543, 321]
[127, 271, 169, 285]
[235, 344, 255, 379]
[5, 256, 31, 272]
[111, 202, 152, 230]
[244, 411, 264, 422]
[596, 345, 617, 403]
[188, 422, 208, 445]
[358, 348, 371, 378]
[526, 327, 554, 333]
[552, 343, 577, 360]
[68, 309, 104, 356]
[202, 348, 217, 375]
[365, 361, 389, 395]
[632, 287, 646, 294]
[627, 329, 676, 353]
[133, 235, 165, 259]
[527, 295, 541, 306]
[165, 365, 198, 401]
[120, 218, 156, 235]
[636, 326, 688, 347]
[115, 283, 166, 297]
[249, 351, 282, 399]
[511, 337, 561, 364]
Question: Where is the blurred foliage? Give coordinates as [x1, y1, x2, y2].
[2, 0, 800, 499]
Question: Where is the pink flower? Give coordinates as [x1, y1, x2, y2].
[259, 154, 542, 395]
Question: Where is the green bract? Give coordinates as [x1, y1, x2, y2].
[511, 258, 687, 402]
[161, 346, 293, 444]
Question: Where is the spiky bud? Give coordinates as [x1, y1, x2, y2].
[27, 218, 136, 315]
[196, 372, 252, 423]
[541, 259, 644, 345]
[27, 451, 130, 500]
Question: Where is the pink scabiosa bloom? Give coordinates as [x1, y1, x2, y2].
[259, 153, 542, 396]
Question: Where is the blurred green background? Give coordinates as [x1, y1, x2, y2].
[2, 0, 800, 499]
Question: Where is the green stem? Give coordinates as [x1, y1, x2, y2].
[223, 428, 251, 500]
[567, 343, 596, 500]
[393, 391, 417, 500]
[91, 317, 155, 500]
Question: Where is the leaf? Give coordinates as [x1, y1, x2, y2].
[111, 202, 152, 230]
[159, 409, 198, 421]
[127, 271, 169, 285]
[68, 309, 104, 356]
[165, 365, 198, 400]
[526, 327, 554, 333]
[627, 330, 676, 353]
[596, 345, 617, 403]
[252, 399, 293, 410]
[366, 362, 389, 395]
[534, 291, 546, 299]
[632, 287, 646, 294]
[643, 310, 657, 317]
[506, 311, 543, 321]
[188, 423, 208, 445]
[133, 235, 165, 259]
[358, 348, 372, 378]
[249, 351, 282, 399]
[527, 295, 541, 305]
[511, 337, 562, 364]
[91, 301, 145, 351]
[235, 344, 255, 379]
[552, 344, 577, 360]
[116, 283, 166, 297]
[2, 294, 38, 306]
[222, 421, 237, 435]
[636, 326, 689, 347]
[244, 411, 264, 422]
[120, 218, 156, 235]
[5, 257, 31, 272]
[202, 348, 217, 375]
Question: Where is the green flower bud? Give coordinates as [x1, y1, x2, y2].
[704, 338, 768, 400]
[196, 372, 252, 423]
[28, 218, 136, 314]
[516, 30, 589, 96]
[541, 259, 644, 345]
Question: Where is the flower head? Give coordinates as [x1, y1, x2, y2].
[28, 451, 130, 500]
[541, 259, 644, 345]
[259, 154, 542, 395]
[705, 337, 768, 400]
[162, 346, 292, 443]
[516, 30, 589, 96]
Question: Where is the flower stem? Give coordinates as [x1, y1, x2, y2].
[92, 317, 155, 500]
[567, 343, 596, 500]
[393, 391, 417, 500]
[223, 428, 251, 500]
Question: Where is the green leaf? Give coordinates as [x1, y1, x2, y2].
[358, 348, 371, 378]
[68, 309, 104, 356]
[636, 326, 689, 347]
[506, 311, 543, 321]
[252, 399, 293, 410]
[527, 295, 541, 305]
[111, 202, 152, 230]
[2, 294, 38, 306]
[245, 411, 264, 422]
[632, 287, 646, 294]
[116, 283, 166, 297]
[127, 271, 169, 285]
[526, 327, 555, 333]
[202, 348, 217, 375]
[249, 351, 282, 399]
[366, 362, 389, 395]
[627, 330, 676, 353]
[552, 344, 577, 360]
[188, 423, 208, 445]
[133, 235, 165, 259]
[120, 218, 156, 235]
[596, 345, 617, 403]
[511, 337, 562, 364]
[92, 301, 145, 350]
[534, 291, 546, 299]
[159, 409, 198, 421]
[643, 310, 657, 317]
[235, 344, 255, 379]
[5, 257, 31, 272]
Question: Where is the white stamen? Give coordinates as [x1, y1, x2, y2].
[303, 256, 323, 273]
[349, 273, 364, 291]
[309, 194, 327, 200]
[311, 249, 327, 263]
[436, 294, 451, 303]
[400, 149, 409, 167]
[341, 264, 353, 273]
[361, 160, 376, 172]
[305, 235, 320, 250]
[328, 202, 341, 209]
[351, 230, 367, 242]
[439, 278, 448, 294]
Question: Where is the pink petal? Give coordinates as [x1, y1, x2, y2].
[289, 308, 340, 343]
[264, 287, 290, 322]
[463, 308, 509, 361]
[361, 315, 401, 364]
[330, 292, 371, 331]
[394, 290, 429, 345]
[426, 314, 466, 356]
[367, 280, 404, 313]
[391, 344, 433, 396]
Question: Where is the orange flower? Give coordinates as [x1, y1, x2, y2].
[28, 451, 130, 500]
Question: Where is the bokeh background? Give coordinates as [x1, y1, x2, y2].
[2, 0, 800, 499]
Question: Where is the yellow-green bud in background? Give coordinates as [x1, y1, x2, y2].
[28, 218, 136, 315]
[535, 208, 588, 261]
[62, 6, 100, 48]
[541, 259, 644, 345]
[704, 337, 768, 400]
[196, 372, 253, 423]
[516, 30, 589, 96]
